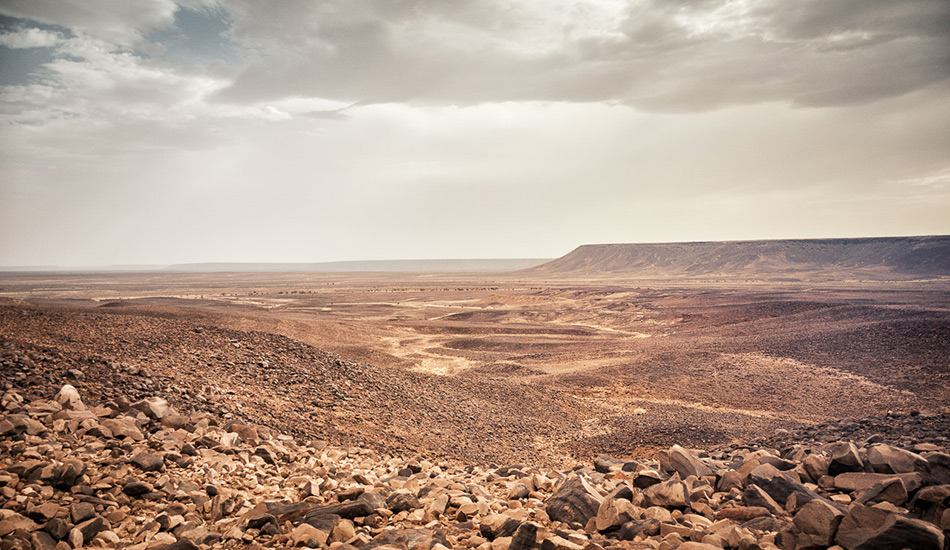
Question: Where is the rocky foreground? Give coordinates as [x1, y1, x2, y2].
[2, 384, 949, 550]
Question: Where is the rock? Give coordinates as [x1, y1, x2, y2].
[828, 442, 864, 476]
[595, 498, 639, 531]
[715, 506, 772, 521]
[677, 543, 720, 550]
[123, 480, 154, 496]
[801, 453, 831, 482]
[833, 472, 922, 492]
[642, 479, 688, 508]
[131, 396, 174, 420]
[292, 523, 329, 547]
[788, 498, 844, 548]
[616, 518, 660, 540]
[54, 385, 85, 411]
[0, 513, 38, 537]
[508, 522, 539, 550]
[743, 484, 787, 517]
[480, 514, 524, 539]
[70, 502, 96, 524]
[75, 515, 107, 543]
[100, 417, 144, 440]
[362, 528, 449, 550]
[866, 444, 928, 474]
[854, 477, 908, 506]
[835, 504, 944, 550]
[131, 451, 164, 472]
[663, 445, 713, 478]
[545, 475, 604, 525]
[748, 464, 821, 511]
[29, 531, 57, 550]
[153, 541, 200, 550]
[594, 455, 623, 474]
[387, 492, 421, 513]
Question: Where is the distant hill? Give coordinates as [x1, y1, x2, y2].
[169, 258, 552, 273]
[524, 236, 950, 280]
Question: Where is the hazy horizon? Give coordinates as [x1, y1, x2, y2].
[2, 1, 948, 266]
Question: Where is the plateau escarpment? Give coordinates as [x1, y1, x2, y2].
[525, 236, 950, 280]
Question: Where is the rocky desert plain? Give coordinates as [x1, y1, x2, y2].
[1, 237, 949, 550]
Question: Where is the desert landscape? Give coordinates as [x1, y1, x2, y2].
[2, 237, 949, 549]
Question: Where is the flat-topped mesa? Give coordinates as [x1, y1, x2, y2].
[524, 236, 950, 280]
[2, 386, 949, 550]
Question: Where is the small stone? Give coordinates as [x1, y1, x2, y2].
[131, 451, 164, 472]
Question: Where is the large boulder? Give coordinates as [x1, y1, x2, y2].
[866, 444, 928, 474]
[835, 504, 944, 550]
[662, 445, 713, 479]
[828, 442, 864, 476]
[748, 464, 821, 511]
[545, 475, 604, 525]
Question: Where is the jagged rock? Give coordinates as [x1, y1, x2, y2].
[743, 484, 788, 517]
[616, 518, 660, 540]
[778, 498, 844, 549]
[828, 442, 864, 475]
[387, 492, 421, 513]
[663, 445, 713, 478]
[835, 504, 944, 550]
[854, 477, 908, 506]
[924, 452, 950, 484]
[632, 470, 663, 489]
[748, 464, 821, 511]
[55, 384, 85, 411]
[595, 497, 639, 531]
[75, 515, 107, 543]
[509, 521, 539, 550]
[594, 455, 623, 473]
[131, 451, 164, 472]
[642, 479, 688, 508]
[0, 513, 37, 536]
[292, 523, 329, 547]
[866, 444, 928, 474]
[545, 475, 603, 525]
[131, 396, 173, 420]
[70, 502, 96, 524]
[481, 514, 524, 539]
[833, 472, 922, 492]
[801, 454, 831, 482]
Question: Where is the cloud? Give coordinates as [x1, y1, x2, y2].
[0, 28, 62, 48]
[210, 0, 949, 111]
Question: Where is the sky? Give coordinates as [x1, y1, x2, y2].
[1, 0, 948, 266]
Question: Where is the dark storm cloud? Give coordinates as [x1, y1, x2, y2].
[212, 0, 950, 111]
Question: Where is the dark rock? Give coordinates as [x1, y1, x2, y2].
[509, 521, 539, 550]
[70, 502, 96, 524]
[545, 475, 604, 525]
[828, 442, 864, 476]
[662, 445, 713, 478]
[75, 516, 107, 543]
[131, 451, 164, 472]
[616, 519, 660, 540]
[836, 504, 945, 550]
[748, 464, 821, 511]
[386, 492, 421, 513]
[123, 480, 154, 496]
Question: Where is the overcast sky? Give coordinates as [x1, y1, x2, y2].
[1, 0, 948, 266]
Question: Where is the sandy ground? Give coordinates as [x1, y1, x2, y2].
[1, 271, 948, 463]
